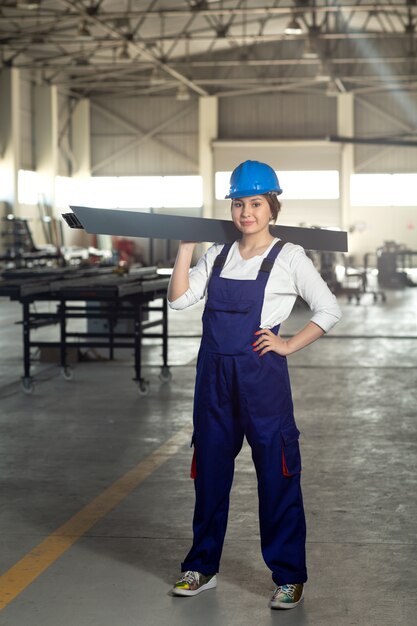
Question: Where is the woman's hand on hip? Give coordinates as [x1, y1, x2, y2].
[252, 329, 291, 357]
[253, 321, 325, 357]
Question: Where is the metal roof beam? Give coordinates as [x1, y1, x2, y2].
[32, 6, 416, 19]
[58, 0, 209, 96]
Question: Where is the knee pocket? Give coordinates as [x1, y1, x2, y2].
[281, 425, 302, 477]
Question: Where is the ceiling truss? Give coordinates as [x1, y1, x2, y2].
[0, 1, 416, 99]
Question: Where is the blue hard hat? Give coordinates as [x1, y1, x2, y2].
[225, 160, 283, 199]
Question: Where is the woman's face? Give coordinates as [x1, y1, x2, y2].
[231, 195, 272, 235]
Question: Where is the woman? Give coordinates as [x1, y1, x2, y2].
[167, 160, 342, 609]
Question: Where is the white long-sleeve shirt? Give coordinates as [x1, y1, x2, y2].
[168, 238, 342, 333]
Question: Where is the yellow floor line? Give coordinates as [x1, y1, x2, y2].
[0, 428, 190, 611]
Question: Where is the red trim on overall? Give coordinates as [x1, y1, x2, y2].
[282, 448, 291, 477]
[190, 450, 197, 479]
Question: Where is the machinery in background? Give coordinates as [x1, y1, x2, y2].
[376, 241, 417, 288]
[0, 214, 62, 267]
[0, 213, 112, 269]
[311, 239, 417, 304]
[307, 249, 387, 305]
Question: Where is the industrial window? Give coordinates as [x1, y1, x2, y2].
[18, 170, 41, 205]
[215, 170, 340, 200]
[59, 175, 203, 209]
[350, 173, 417, 206]
[34, 175, 203, 209]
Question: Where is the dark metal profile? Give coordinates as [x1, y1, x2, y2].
[65, 206, 348, 252]
[328, 135, 417, 148]
[62, 213, 84, 229]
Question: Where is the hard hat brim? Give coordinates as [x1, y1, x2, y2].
[225, 187, 283, 199]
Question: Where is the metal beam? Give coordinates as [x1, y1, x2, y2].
[329, 135, 417, 147]
[65, 206, 349, 252]
[58, 0, 209, 97]
[215, 78, 320, 98]
[35, 6, 416, 18]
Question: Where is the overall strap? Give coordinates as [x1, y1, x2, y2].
[257, 239, 286, 278]
[212, 242, 233, 277]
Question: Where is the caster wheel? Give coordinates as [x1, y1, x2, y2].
[21, 377, 34, 395]
[61, 367, 74, 381]
[159, 366, 172, 383]
[138, 380, 150, 396]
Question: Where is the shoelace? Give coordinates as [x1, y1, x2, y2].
[274, 584, 297, 599]
[179, 571, 199, 585]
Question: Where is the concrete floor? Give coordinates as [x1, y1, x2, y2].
[0, 287, 417, 626]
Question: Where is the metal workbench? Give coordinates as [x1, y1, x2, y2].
[0, 266, 170, 395]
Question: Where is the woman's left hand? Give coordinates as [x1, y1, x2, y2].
[253, 329, 292, 357]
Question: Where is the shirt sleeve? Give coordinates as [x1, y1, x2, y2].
[289, 245, 342, 333]
[168, 244, 220, 310]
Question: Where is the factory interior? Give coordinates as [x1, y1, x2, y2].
[0, 1, 417, 625]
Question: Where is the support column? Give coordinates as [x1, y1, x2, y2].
[199, 96, 218, 220]
[0, 68, 21, 214]
[71, 98, 91, 178]
[70, 98, 92, 248]
[35, 84, 58, 212]
[338, 93, 354, 232]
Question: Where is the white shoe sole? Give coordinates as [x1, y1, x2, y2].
[270, 589, 304, 610]
[172, 575, 217, 597]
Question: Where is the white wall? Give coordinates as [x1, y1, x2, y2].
[349, 205, 417, 262]
[6, 81, 417, 262]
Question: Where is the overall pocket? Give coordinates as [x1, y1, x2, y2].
[203, 298, 255, 354]
[281, 424, 302, 477]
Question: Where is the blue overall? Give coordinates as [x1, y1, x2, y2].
[182, 240, 308, 586]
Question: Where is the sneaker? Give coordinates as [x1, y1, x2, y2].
[172, 571, 217, 597]
[270, 583, 304, 609]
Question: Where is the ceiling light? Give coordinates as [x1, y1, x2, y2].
[74, 56, 89, 66]
[86, 3, 100, 16]
[216, 25, 229, 38]
[149, 66, 163, 85]
[303, 36, 319, 59]
[114, 16, 131, 32]
[118, 44, 130, 60]
[31, 34, 45, 44]
[303, 24, 320, 59]
[17, 0, 41, 9]
[334, 77, 347, 93]
[325, 74, 346, 96]
[176, 83, 190, 101]
[325, 80, 339, 97]
[285, 18, 303, 35]
[315, 60, 331, 82]
[77, 19, 91, 39]
[405, 21, 415, 34]
[190, 0, 208, 10]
